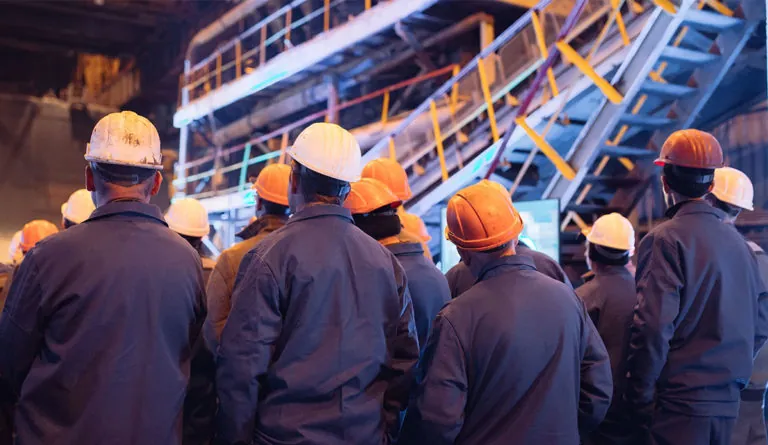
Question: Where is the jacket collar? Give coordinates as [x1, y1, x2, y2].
[386, 242, 424, 257]
[477, 254, 537, 282]
[666, 199, 725, 220]
[88, 200, 166, 225]
[236, 214, 288, 240]
[287, 203, 353, 225]
[593, 264, 634, 279]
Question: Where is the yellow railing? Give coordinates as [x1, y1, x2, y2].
[180, 0, 378, 106]
[366, 0, 629, 191]
[177, 65, 457, 196]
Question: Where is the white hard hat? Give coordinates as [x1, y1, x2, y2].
[712, 167, 754, 211]
[288, 123, 361, 182]
[62, 189, 96, 224]
[8, 230, 22, 264]
[587, 212, 635, 252]
[85, 111, 162, 169]
[165, 198, 210, 238]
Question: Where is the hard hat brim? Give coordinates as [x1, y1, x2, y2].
[288, 149, 360, 183]
[85, 155, 164, 170]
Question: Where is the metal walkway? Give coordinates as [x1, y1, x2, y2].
[366, 0, 762, 243]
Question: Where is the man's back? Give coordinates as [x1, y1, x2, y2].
[402, 256, 611, 445]
[216, 205, 419, 445]
[577, 267, 636, 444]
[0, 201, 209, 445]
[628, 200, 767, 417]
[386, 242, 450, 350]
[445, 246, 570, 298]
[205, 215, 286, 350]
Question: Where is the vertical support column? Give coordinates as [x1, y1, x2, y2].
[480, 17, 496, 86]
[177, 124, 189, 198]
[235, 40, 242, 79]
[260, 27, 267, 66]
[429, 100, 449, 181]
[326, 75, 339, 124]
[324, 0, 331, 32]
[182, 60, 190, 105]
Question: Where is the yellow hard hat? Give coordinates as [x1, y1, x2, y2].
[165, 198, 210, 237]
[344, 178, 402, 215]
[362, 158, 412, 201]
[586, 213, 635, 252]
[288, 123, 361, 182]
[20, 220, 59, 252]
[712, 167, 754, 211]
[252, 163, 290, 206]
[446, 180, 524, 251]
[85, 111, 162, 169]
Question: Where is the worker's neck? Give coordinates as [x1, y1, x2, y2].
[464, 245, 516, 277]
[94, 191, 150, 208]
[668, 191, 705, 207]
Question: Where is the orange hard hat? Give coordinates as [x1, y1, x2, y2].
[252, 163, 291, 206]
[344, 178, 402, 215]
[361, 158, 412, 201]
[446, 180, 524, 251]
[654, 129, 724, 169]
[20, 220, 59, 252]
[401, 213, 431, 242]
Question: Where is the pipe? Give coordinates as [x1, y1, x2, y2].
[212, 12, 494, 145]
[185, 0, 271, 66]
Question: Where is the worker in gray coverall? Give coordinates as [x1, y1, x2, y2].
[624, 130, 768, 445]
[706, 166, 768, 445]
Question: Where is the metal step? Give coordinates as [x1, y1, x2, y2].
[600, 144, 657, 158]
[565, 204, 623, 214]
[583, 175, 644, 187]
[618, 114, 675, 128]
[660, 46, 719, 65]
[683, 9, 744, 33]
[640, 80, 696, 98]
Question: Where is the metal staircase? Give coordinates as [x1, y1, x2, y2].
[544, 0, 763, 232]
[365, 0, 763, 244]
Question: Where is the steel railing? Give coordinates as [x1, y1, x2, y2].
[180, 0, 379, 106]
[176, 64, 458, 197]
[363, 0, 650, 220]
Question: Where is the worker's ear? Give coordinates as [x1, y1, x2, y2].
[85, 164, 96, 192]
[660, 175, 670, 194]
[149, 171, 163, 196]
[706, 182, 714, 193]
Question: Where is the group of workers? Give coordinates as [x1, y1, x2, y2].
[0, 110, 766, 445]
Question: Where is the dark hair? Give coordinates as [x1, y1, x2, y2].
[262, 200, 290, 216]
[181, 234, 204, 254]
[663, 164, 714, 198]
[91, 162, 156, 188]
[291, 161, 350, 205]
[588, 242, 630, 266]
[353, 208, 401, 240]
[63, 218, 77, 229]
